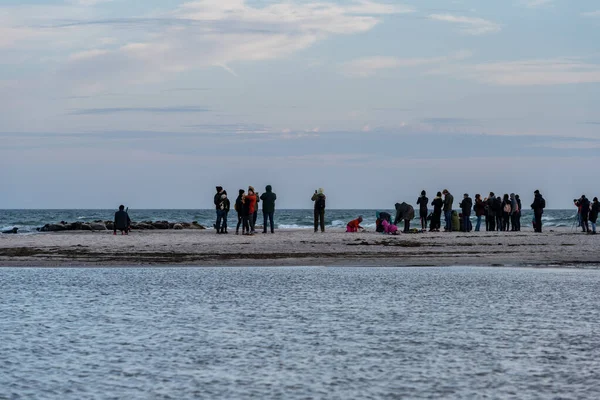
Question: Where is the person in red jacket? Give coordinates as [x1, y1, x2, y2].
[245, 187, 258, 234]
[346, 216, 364, 232]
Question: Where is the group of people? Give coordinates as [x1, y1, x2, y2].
[574, 195, 600, 234]
[345, 189, 549, 235]
[214, 185, 277, 235]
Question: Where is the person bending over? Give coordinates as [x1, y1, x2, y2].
[346, 216, 364, 232]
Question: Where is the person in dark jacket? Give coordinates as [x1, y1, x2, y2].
[515, 194, 522, 231]
[501, 194, 511, 232]
[494, 195, 503, 231]
[590, 197, 599, 234]
[242, 193, 253, 235]
[394, 202, 415, 233]
[442, 189, 454, 232]
[417, 190, 429, 232]
[235, 189, 245, 235]
[459, 194, 472, 232]
[430, 192, 443, 232]
[214, 186, 226, 233]
[114, 205, 131, 235]
[474, 194, 485, 232]
[260, 185, 277, 234]
[578, 195, 591, 233]
[531, 190, 546, 233]
[486, 192, 496, 232]
[311, 188, 326, 233]
[216, 191, 230, 234]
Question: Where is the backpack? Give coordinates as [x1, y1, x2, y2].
[503, 203, 511, 213]
[315, 196, 326, 210]
[541, 198, 546, 209]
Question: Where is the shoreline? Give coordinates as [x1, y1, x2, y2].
[1, 228, 598, 268]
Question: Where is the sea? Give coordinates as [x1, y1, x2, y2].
[1, 266, 599, 399]
[0, 209, 579, 234]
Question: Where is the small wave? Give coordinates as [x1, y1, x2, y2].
[277, 224, 313, 230]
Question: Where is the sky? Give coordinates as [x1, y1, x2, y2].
[1, 0, 599, 209]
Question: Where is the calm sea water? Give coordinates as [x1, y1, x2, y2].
[0, 209, 579, 234]
[1, 267, 599, 399]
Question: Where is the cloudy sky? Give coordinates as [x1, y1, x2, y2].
[1, 0, 599, 209]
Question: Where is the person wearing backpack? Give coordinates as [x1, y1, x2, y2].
[311, 188, 326, 233]
[531, 190, 546, 233]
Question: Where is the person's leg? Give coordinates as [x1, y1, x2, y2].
[463, 215, 468, 232]
[222, 212, 228, 233]
[252, 212, 258, 232]
[583, 217, 589, 232]
[476, 215, 481, 232]
[320, 210, 325, 232]
[263, 212, 268, 233]
[216, 210, 222, 233]
[592, 221, 597, 234]
[314, 209, 319, 232]
[404, 219, 410, 233]
[236, 213, 242, 234]
[269, 212, 274, 233]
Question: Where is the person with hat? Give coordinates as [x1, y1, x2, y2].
[311, 188, 327, 233]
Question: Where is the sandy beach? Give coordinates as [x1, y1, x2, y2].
[0, 227, 597, 267]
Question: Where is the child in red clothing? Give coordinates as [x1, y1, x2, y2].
[346, 216, 364, 232]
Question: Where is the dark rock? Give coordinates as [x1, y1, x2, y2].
[41, 224, 68, 232]
[173, 224, 184, 230]
[105, 222, 114, 230]
[2, 227, 18, 234]
[191, 221, 206, 230]
[80, 224, 92, 231]
[135, 223, 154, 230]
[90, 223, 107, 231]
[152, 222, 169, 230]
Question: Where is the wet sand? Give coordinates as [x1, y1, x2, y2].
[0, 227, 598, 267]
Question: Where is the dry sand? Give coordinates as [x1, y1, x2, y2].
[0, 227, 598, 267]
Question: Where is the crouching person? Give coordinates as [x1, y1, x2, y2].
[347, 216, 364, 232]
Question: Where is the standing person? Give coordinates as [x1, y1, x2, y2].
[474, 194, 485, 232]
[246, 187, 258, 234]
[430, 192, 443, 232]
[502, 194, 511, 232]
[216, 191, 230, 234]
[251, 187, 260, 231]
[579, 195, 591, 233]
[394, 202, 415, 233]
[417, 190, 429, 232]
[459, 193, 473, 232]
[510, 193, 519, 232]
[235, 189, 245, 235]
[442, 189, 454, 232]
[260, 185, 277, 234]
[113, 205, 131, 235]
[494, 195, 503, 231]
[241, 193, 252, 235]
[531, 190, 546, 233]
[486, 192, 496, 232]
[590, 197, 599, 234]
[515, 195, 522, 231]
[214, 186, 225, 233]
[311, 188, 326, 233]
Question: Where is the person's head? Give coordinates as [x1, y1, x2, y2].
[595, 197, 598, 202]
[248, 185, 254, 193]
[475, 194, 481, 199]
[516, 194, 520, 200]
[223, 190, 227, 195]
[582, 194, 587, 200]
[119, 205, 125, 211]
[216, 186, 223, 193]
[437, 191, 442, 197]
[318, 188, 324, 195]
[510, 193, 515, 198]
[504, 194, 509, 200]
[534, 190, 540, 195]
[421, 190, 426, 196]
[266, 185, 272, 192]
[442, 189, 448, 195]
[574, 199, 578, 203]
[358, 216, 363, 222]
[239, 189, 245, 196]
[489, 192, 495, 197]
[464, 193, 468, 198]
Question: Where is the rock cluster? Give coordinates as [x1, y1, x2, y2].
[38, 220, 206, 232]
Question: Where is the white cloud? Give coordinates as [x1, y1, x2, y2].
[428, 14, 501, 35]
[342, 50, 472, 77]
[582, 10, 600, 17]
